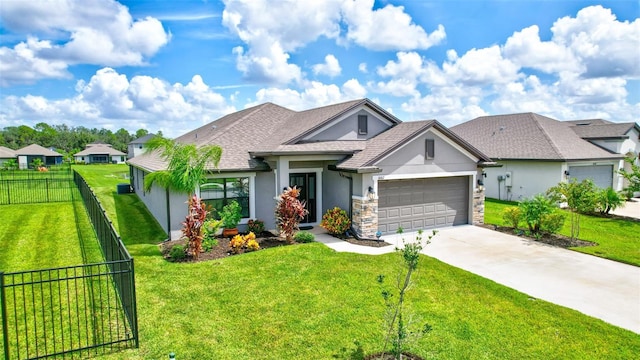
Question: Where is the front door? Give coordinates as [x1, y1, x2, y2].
[289, 173, 317, 223]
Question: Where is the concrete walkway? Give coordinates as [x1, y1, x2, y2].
[312, 225, 640, 334]
[611, 198, 640, 219]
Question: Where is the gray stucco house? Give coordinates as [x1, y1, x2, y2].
[15, 144, 64, 169]
[452, 113, 640, 201]
[127, 134, 156, 160]
[74, 143, 127, 164]
[128, 99, 493, 239]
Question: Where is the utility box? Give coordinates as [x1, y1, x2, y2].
[505, 172, 512, 186]
[117, 183, 132, 194]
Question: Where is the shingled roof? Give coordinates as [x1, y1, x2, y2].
[570, 122, 639, 139]
[451, 113, 624, 161]
[15, 144, 63, 157]
[129, 98, 490, 173]
[0, 146, 16, 158]
[74, 145, 126, 156]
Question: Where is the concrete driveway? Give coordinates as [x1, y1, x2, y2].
[381, 225, 640, 334]
[611, 198, 640, 219]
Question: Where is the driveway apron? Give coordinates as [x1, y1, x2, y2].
[381, 225, 640, 334]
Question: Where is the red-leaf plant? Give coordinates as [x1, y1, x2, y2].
[275, 186, 309, 244]
[182, 195, 210, 259]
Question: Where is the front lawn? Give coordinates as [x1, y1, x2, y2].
[484, 198, 640, 266]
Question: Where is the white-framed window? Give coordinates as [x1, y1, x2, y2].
[358, 115, 368, 135]
[425, 139, 435, 159]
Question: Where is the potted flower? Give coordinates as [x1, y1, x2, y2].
[220, 200, 242, 237]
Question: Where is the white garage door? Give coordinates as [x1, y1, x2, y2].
[378, 176, 469, 234]
[568, 165, 613, 189]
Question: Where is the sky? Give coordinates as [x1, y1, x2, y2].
[0, 0, 638, 138]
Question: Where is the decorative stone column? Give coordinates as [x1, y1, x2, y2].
[473, 186, 485, 225]
[351, 196, 378, 238]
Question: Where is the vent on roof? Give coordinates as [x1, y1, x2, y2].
[575, 123, 590, 126]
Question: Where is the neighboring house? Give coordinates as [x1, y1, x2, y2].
[451, 113, 640, 201]
[74, 143, 127, 164]
[128, 99, 493, 239]
[127, 134, 155, 159]
[0, 146, 17, 167]
[15, 144, 64, 169]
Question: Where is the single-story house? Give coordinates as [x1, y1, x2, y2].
[451, 113, 640, 201]
[128, 99, 493, 239]
[0, 146, 17, 168]
[127, 134, 155, 159]
[74, 143, 127, 164]
[15, 144, 64, 169]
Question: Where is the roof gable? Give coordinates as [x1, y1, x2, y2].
[0, 146, 17, 158]
[74, 145, 126, 156]
[570, 122, 639, 139]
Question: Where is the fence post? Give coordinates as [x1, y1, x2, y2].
[130, 260, 139, 349]
[1, 272, 10, 360]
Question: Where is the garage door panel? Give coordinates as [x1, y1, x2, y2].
[568, 165, 613, 189]
[378, 176, 469, 234]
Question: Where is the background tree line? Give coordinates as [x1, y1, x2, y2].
[0, 123, 160, 156]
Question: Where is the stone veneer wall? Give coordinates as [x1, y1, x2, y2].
[473, 186, 485, 225]
[351, 196, 378, 238]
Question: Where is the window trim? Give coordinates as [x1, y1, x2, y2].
[358, 115, 368, 135]
[199, 173, 256, 224]
[425, 138, 435, 160]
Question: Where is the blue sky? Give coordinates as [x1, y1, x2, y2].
[1, 0, 638, 137]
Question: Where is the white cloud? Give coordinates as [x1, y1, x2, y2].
[249, 79, 367, 110]
[342, 79, 367, 99]
[0, 0, 170, 86]
[503, 25, 580, 73]
[312, 54, 342, 77]
[0, 68, 234, 137]
[443, 46, 521, 86]
[341, 0, 446, 51]
[222, 0, 444, 84]
[358, 63, 368, 73]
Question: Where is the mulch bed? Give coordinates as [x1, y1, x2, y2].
[161, 231, 293, 262]
[479, 224, 596, 248]
[343, 236, 393, 248]
[364, 352, 424, 360]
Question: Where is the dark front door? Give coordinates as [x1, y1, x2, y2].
[289, 173, 317, 223]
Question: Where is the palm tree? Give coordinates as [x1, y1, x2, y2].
[144, 137, 223, 259]
[143, 137, 222, 195]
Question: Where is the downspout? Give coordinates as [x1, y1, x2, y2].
[165, 188, 171, 240]
[338, 172, 379, 241]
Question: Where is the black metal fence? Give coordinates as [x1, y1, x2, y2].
[0, 169, 138, 359]
[0, 166, 73, 205]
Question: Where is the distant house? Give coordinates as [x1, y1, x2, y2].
[74, 143, 127, 164]
[451, 113, 640, 201]
[127, 134, 155, 159]
[0, 146, 17, 168]
[15, 144, 64, 169]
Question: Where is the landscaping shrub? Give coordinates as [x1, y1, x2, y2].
[220, 200, 242, 230]
[170, 245, 186, 261]
[202, 237, 218, 252]
[230, 234, 246, 255]
[596, 187, 625, 215]
[246, 239, 260, 252]
[275, 187, 308, 244]
[203, 218, 222, 241]
[547, 179, 598, 239]
[320, 207, 351, 236]
[540, 212, 566, 235]
[294, 231, 315, 243]
[230, 232, 260, 254]
[182, 195, 210, 259]
[247, 219, 265, 234]
[501, 206, 521, 229]
[518, 195, 557, 236]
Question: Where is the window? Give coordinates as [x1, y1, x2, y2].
[358, 115, 368, 135]
[200, 177, 250, 219]
[425, 139, 435, 159]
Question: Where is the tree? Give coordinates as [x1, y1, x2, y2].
[619, 154, 640, 197]
[143, 137, 223, 258]
[547, 179, 597, 239]
[2, 159, 18, 171]
[135, 128, 149, 139]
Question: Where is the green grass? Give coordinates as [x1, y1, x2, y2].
[0, 201, 101, 271]
[484, 198, 640, 266]
[72, 166, 640, 359]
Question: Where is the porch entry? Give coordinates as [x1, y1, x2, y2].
[289, 172, 317, 223]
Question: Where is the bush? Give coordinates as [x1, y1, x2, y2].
[596, 187, 625, 215]
[202, 237, 218, 252]
[518, 195, 557, 236]
[203, 218, 222, 241]
[320, 207, 351, 236]
[170, 245, 186, 261]
[229, 232, 259, 254]
[247, 219, 265, 234]
[540, 212, 566, 235]
[275, 187, 308, 244]
[220, 200, 242, 229]
[230, 234, 246, 255]
[501, 207, 521, 229]
[181, 195, 209, 259]
[246, 239, 260, 252]
[294, 231, 315, 243]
